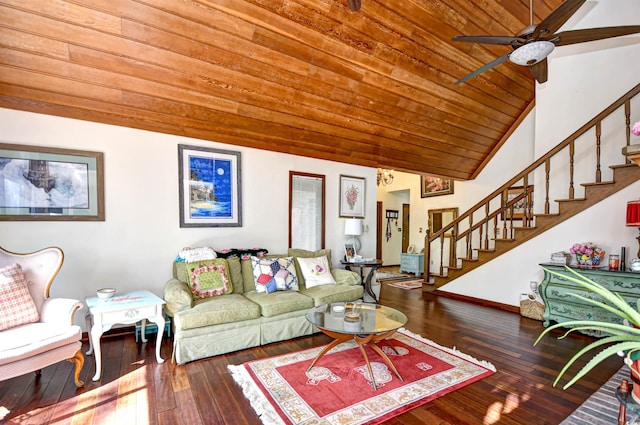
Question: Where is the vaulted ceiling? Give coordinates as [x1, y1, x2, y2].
[0, 0, 566, 180]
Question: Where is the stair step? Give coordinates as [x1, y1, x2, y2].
[459, 257, 479, 262]
[533, 213, 560, 218]
[611, 163, 637, 170]
[582, 180, 614, 187]
[477, 248, 496, 253]
[556, 197, 586, 203]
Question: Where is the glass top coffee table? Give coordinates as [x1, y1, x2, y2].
[305, 302, 408, 390]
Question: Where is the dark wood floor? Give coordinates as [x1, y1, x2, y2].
[0, 280, 624, 425]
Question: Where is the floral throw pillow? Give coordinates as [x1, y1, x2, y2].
[186, 259, 233, 298]
[251, 257, 299, 294]
[296, 256, 336, 288]
[0, 263, 40, 331]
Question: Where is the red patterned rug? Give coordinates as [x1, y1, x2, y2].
[229, 328, 495, 425]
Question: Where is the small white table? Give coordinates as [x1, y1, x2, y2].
[85, 290, 166, 381]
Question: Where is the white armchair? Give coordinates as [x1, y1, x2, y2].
[0, 246, 84, 387]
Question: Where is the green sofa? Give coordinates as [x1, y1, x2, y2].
[163, 249, 363, 364]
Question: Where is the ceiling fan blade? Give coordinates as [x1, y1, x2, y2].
[452, 35, 524, 46]
[454, 52, 511, 85]
[533, 0, 586, 39]
[528, 58, 548, 84]
[550, 26, 640, 46]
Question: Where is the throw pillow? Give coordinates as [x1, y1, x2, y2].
[296, 256, 336, 288]
[0, 263, 40, 331]
[185, 259, 233, 298]
[251, 256, 299, 294]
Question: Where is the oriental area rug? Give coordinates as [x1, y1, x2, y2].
[228, 328, 495, 425]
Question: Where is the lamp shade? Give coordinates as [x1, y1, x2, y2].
[627, 200, 640, 226]
[509, 41, 555, 66]
[344, 218, 363, 236]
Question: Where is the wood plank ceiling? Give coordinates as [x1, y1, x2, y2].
[0, 0, 564, 180]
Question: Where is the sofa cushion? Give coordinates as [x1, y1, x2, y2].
[226, 256, 244, 295]
[295, 256, 336, 288]
[244, 290, 314, 317]
[288, 248, 333, 267]
[173, 294, 260, 330]
[251, 256, 299, 294]
[0, 263, 40, 331]
[331, 268, 362, 286]
[185, 259, 233, 298]
[0, 322, 81, 365]
[300, 283, 364, 306]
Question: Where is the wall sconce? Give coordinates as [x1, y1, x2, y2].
[377, 168, 394, 186]
[626, 200, 640, 257]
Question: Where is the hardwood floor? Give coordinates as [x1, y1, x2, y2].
[0, 281, 623, 425]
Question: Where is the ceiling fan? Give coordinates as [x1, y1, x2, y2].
[452, 0, 640, 84]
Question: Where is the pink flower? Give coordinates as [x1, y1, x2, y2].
[633, 121, 640, 137]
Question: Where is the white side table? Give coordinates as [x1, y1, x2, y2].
[85, 290, 166, 381]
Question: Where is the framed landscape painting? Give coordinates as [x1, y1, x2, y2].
[420, 175, 454, 198]
[339, 175, 365, 218]
[0, 143, 104, 221]
[178, 144, 242, 227]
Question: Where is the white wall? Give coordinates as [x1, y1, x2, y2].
[0, 108, 376, 328]
[376, 111, 536, 266]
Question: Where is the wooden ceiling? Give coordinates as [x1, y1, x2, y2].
[0, 0, 565, 180]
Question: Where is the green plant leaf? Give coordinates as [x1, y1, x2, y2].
[560, 341, 640, 389]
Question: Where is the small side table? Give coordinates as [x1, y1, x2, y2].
[341, 260, 383, 302]
[85, 290, 166, 381]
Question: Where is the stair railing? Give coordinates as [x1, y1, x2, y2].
[424, 82, 640, 283]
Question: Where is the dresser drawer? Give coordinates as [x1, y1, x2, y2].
[100, 304, 158, 324]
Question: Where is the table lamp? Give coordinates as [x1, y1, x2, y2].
[626, 200, 640, 257]
[344, 218, 363, 253]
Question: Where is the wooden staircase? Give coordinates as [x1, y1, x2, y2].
[424, 83, 640, 289]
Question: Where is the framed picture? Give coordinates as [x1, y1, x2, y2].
[344, 243, 356, 260]
[339, 175, 365, 218]
[420, 175, 454, 198]
[178, 144, 242, 227]
[503, 186, 534, 221]
[0, 143, 104, 221]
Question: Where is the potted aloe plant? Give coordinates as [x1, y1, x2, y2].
[534, 266, 640, 401]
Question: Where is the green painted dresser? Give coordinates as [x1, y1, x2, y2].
[539, 263, 640, 336]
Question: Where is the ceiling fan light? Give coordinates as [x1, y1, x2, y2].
[509, 41, 555, 66]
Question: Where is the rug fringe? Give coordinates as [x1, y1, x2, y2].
[228, 364, 285, 425]
[398, 328, 497, 372]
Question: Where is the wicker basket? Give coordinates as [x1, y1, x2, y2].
[520, 293, 545, 321]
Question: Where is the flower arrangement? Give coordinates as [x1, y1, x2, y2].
[345, 184, 359, 210]
[569, 242, 605, 266]
[633, 120, 640, 137]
